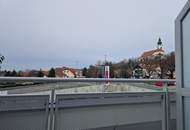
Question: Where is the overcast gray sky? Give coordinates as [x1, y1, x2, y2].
[0, 0, 187, 70]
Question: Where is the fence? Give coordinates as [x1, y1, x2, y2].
[0, 77, 175, 130]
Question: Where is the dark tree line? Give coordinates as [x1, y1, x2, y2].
[48, 68, 56, 77]
[0, 52, 175, 79]
[161, 52, 175, 79]
[4, 70, 17, 77]
[140, 52, 175, 79]
[2, 68, 56, 77]
[82, 52, 175, 79]
[82, 58, 139, 78]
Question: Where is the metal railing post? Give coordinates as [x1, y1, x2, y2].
[166, 83, 171, 130]
[162, 83, 171, 130]
[162, 92, 166, 130]
[50, 89, 55, 130]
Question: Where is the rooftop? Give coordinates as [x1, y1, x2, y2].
[140, 48, 164, 59]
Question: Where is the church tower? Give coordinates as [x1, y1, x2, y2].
[157, 38, 163, 49]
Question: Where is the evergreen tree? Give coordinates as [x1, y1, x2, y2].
[38, 69, 44, 77]
[11, 70, 17, 77]
[162, 52, 175, 79]
[5, 70, 16, 77]
[82, 67, 87, 77]
[86, 65, 98, 78]
[48, 68, 56, 77]
[17, 71, 23, 77]
[5, 71, 11, 76]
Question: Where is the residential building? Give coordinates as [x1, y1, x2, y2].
[55, 67, 76, 78]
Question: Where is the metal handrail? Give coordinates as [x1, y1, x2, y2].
[0, 77, 175, 83]
[0, 77, 175, 130]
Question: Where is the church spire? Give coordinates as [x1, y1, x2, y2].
[157, 37, 163, 49]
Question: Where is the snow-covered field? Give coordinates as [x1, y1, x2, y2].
[0, 82, 163, 96]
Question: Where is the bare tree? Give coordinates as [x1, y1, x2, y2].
[0, 54, 5, 70]
[140, 58, 158, 78]
[163, 52, 175, 79]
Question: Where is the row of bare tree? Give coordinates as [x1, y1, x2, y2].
[82, 52, 175, 79]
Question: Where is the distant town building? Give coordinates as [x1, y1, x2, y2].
[139, 48, 164, 61]
[62, 67, 76, 78]
[19, 70, 33, 77]
[134, 38, 165, 79]
[75, 69, 83, 78]
[16, 66, 80, 78]
[55, 67, 76, 78]
[139, 38, 165, 62]
[41, 69, 49, 77]
[28, 70, 39, 77]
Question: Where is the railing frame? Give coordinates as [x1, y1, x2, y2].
[0, 77, 175, 83]
[0, 77, 176, 130]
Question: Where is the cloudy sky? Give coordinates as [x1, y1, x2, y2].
[0, 0, 187, 70]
